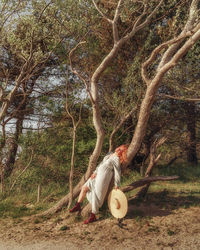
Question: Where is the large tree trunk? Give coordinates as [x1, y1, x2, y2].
[4, 112, 24, 178]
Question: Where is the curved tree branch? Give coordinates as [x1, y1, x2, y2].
[121, 175, 179, 193]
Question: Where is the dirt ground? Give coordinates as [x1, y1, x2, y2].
[0, 203, 200, 250]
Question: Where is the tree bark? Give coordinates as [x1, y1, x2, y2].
[122, 175, 179, 193]
[134, 137, 166, 199]
[4, 110, 24, 178]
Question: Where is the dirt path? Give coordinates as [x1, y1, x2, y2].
[0, 205, 200, 250]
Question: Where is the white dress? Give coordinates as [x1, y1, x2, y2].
[84, 153, 121, 214]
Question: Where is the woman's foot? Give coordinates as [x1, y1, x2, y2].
[83, 213, 97, 224]
[69, 202, 81, 213]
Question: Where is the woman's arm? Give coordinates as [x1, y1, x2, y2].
[90, 172, 97, 179]
[112, 157, 121, 188]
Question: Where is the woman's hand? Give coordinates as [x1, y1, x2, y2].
[90, 173, 97, 179]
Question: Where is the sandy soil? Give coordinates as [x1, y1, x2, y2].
[0, 203, 200, 250]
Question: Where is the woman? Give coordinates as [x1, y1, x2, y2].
[69, 144, 129, 224]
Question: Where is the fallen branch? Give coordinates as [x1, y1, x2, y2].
[121, 175, 179, 193]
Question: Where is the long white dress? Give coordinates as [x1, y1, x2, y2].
[84, 153, 121, 214]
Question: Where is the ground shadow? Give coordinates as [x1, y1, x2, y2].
[126, 190, 200, 219]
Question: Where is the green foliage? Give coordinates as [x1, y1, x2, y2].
[1, 2, 65, 63]
[155, 163, 200, 182]
[12, 110, 97, 193]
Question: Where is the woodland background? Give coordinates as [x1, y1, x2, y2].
[0, 0, 199, 219]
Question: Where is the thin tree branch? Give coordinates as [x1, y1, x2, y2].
[109, 106, 137, 151]
[125, 0, 164, 40]
[0, 0, 22, 30]
[10, 149, 34, 192]
[65, 77, 82, 209]
[69, 41, 95, 104]
[38, 2, 52, 21]
[92, 0, 113, 24]
[158, 93, 200, 102]
[141, 28, 198, 85]
[158, 0, 200, 69]
[112, 0, 123, 43]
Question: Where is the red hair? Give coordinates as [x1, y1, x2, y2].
[115, 144, 129, 163]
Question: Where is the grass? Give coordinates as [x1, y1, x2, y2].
[0, 163, 199, 219]
[0, 200, 33, 218]
[154, 162, 200, 182]
[0, 181, 69, 218]
[120, 163, 200, 224]
[145, 163, 200, 209]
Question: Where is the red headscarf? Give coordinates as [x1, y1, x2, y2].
[115, 144, 129, 163]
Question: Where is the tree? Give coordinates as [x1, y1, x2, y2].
[0, 0, 75, 178]
[158, 40, 200, 165]
[41, 0, 172, 215]
[127, 0, 200, 163]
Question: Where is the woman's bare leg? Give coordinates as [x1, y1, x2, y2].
[69, 185, 89, 212]
[77, 185, 89, 203]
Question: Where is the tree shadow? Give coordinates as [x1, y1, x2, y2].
[126, 190, 200, 219]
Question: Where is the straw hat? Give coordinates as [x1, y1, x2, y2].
[108, 189, 128, 219]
